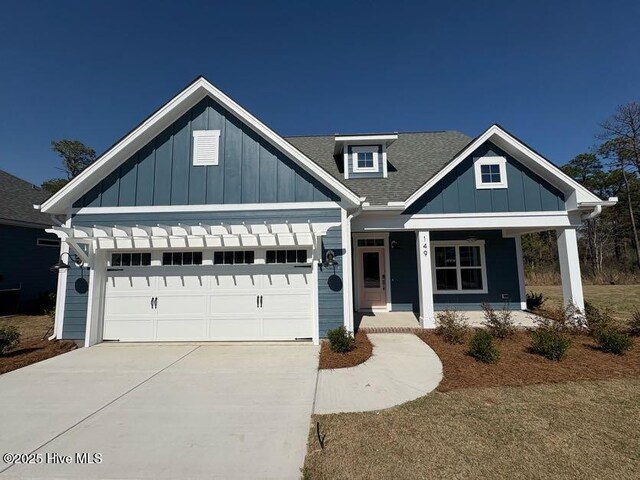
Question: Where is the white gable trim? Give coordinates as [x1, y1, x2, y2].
[404, 124, 605, 210]
[40, 77, 361, 214]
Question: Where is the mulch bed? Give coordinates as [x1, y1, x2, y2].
[0, 339, 77, 375]
[416, 331, 640, 392]
[319, 331, 373, 369]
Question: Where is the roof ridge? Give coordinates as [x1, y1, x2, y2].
[0, 169, 42, 190]
[284, 130, 468, 139]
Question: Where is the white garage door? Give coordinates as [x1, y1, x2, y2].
[103, 265, 314, 342]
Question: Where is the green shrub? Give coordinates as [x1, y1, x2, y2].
[584, 301, 614, 335]
[0, 325, 20, 354]
[530, 329, 571, 361]
[326, 326, 355, 353]
[628, 308, 640, 336]
[435, 310, 469, 344]
[594, 329, 633, 355]
[468, 330, 499, 363]
[481, 302, 515, 339]
[526, 291, 546, 311]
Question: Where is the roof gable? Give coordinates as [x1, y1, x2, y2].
[0, 170, 52, 227]
[404, 124, 605, 210]
[40, 77, 359, 214]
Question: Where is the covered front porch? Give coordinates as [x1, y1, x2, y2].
[350, 225, 584, 330]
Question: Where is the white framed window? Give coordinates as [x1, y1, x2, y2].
[111, 252, 152, 267]
[474, 156, 508, 189]
[214, 250, 255, 265]
[352, 146, 379, 173]
[162, 251, 203, 266]
[431, 241, 487, 294]
[37, 238, 60, 247]
[192, 130, 221, 166]
[265, 249, 309, 264]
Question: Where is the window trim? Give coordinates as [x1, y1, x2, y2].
[192, 129, 221, 166]
[431, 240, 488, 294]
[36, 238, 61, 248]
[352, 145, 380, 173]
[474, 156, 508, 189]
[110, 251, 152, 267]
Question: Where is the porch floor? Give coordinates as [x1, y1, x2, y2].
[356, 310, 540, 331]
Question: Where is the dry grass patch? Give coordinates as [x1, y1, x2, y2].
[0, 315, 76, 375]
[417, 331, 640, 392]
[305, 379, 640, 479]
[319, 332, 373, 369]
[528, 284, 640, 321]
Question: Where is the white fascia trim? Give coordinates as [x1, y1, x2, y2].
[40, 78, 360, 214]
[71, 201, 340, 215]
[474, 156, 508, 189]
[335, 134, 398, 143]
[404, 124, 604, 208]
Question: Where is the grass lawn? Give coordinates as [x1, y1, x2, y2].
[528, 284, 640, 320]
[305, 379, 640, 479]
[0, 315, 76, 375]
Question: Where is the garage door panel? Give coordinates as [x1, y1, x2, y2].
[106, 274, 155, 291]
[262, 293, 311, 315]
[104, 295, 155, 317]
[211, 272, 259, 289]
[262, 272, 311, 289]
[157, 294, 208, 316]
[156, 319, 207, 340]
[209, 318, 262, 340]
[103, 318, 155, 341]
[210, 294, 259, 315]
[261, 316, 313, 339]
[157, 274, 208, 291]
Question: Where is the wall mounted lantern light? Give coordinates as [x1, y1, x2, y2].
[324, 250, 338, 267]
[50, 252, 84, 273]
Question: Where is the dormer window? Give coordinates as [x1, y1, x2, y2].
[353, 146, 379, 173]
[474, 156, 508, 189]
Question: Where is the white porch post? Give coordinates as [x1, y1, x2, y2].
[417, 231, 435, 328]
[556, 228, 585, 312]
[514, 235, 528, 310]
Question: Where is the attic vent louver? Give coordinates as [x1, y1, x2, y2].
[192, 130, 221, 166]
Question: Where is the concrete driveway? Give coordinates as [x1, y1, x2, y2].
[0, 343, 319, 479]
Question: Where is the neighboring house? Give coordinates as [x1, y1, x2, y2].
[37, 77, 615, 346]
[0, 170, 59, 314]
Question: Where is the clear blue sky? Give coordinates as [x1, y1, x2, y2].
[0, 0, 638, 185]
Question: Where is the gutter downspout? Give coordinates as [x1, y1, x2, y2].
[48, 214, 68, 340]
[582, 204, 602, 221]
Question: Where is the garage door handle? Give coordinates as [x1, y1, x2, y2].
[150, 297, 154, 309]
[256, 295, 259, 308]
[259, 295, 263, 308]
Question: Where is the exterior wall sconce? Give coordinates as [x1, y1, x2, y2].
[50, 252, 84, 273]
[324, 250, 338, 267]
[390, 240, 399, 249]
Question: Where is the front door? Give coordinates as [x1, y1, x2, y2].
[358, 247, 386, 310]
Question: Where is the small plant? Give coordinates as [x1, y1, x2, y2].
[0, 325, 20, 354]
[468, 329, 499, 363]
[534, 302, 586, 333]
[530, 329, 571, 361]
[435, 310, 469, 344]
[326, 326, 355, 353]
[584, 301, 614, 335]
[594, 329, 633, 355]
[526, 291, 546, 311]
[628, 307, 640, 336]
[481, 302, 515, 339]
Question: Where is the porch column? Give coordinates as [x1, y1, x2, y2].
[416, 231, 435, 328]
[556, 227, 585, 312]
[514, 235, 527, 310]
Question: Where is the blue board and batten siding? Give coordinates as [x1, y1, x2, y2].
[61, 209, 343, 340]
[406, 141, 565, 214]
[386, 230, 521, 313]
[74, 97, 338, 208]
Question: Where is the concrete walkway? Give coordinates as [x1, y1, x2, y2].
[0, 343, 318, 480]
[314, 334, 442, 414]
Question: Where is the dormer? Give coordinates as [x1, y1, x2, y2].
[334, 134, 398, 179]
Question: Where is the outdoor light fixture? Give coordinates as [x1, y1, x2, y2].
[324, 250, 337, 267]
[50, 252, 84, 273]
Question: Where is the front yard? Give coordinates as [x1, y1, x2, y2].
[306, 320, 640, 479]
[305, 378, 639, 479]
[528, 284, 640, 320]
[0, 315, 76, 375]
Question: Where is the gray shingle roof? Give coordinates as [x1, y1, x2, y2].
[0, 170, 53, 227]
[285, 131, 472, 205]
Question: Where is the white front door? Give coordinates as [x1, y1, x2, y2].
[357, 247, 387, 310]
[103, 266, 313, 342]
